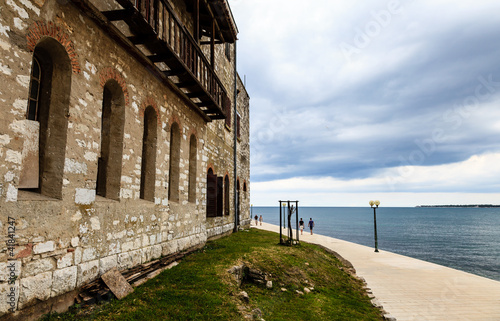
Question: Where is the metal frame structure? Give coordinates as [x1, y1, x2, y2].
[279, 200, 299, 245]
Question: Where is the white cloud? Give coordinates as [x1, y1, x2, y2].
[252, 152, 500, 206]
[229, 0, 500, 205]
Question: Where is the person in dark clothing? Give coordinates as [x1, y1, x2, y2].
[308, 218, 314, 235]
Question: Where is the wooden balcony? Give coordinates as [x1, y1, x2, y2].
[72, 0, 233, 121]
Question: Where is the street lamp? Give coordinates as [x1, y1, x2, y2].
[369, 200, 380, 253]
[251, 204, 253, 218]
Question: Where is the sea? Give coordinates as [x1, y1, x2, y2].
[252, 206, 500, 282]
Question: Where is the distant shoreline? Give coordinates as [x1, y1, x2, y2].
[416, 204, 500, 208]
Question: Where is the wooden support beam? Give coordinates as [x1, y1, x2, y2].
[196, 101, 211, 107]
[163, 69, 187, 77]
[200, 41, 223, 45]
[210, 19, 215, 67]
[194, 0, 200, 43]
[102, 9, 129, 21]
[176, 81, 196, 88]
[128, 35, 158, 45]
[148, 53, 173, 63]
[186, 92, 204, 98]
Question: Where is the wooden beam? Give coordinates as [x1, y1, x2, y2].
[102, 9, 129, 21]
[127, 35, 158, 45]
[210, 19, 215, 67]
[200, 40, 223, 45]
[148, 53, 173, 63]
[194, 0, 200, 43]
[196, 101, 210, 107]
[186, 92, 204, 98]
[176, 81, 196, 88]
[163, 69, 187, 77]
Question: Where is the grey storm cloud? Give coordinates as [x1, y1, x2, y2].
[229, 0, 500, 193]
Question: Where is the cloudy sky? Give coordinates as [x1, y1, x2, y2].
[228, 0, 500, 207]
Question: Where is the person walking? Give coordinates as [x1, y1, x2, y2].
[299, 218, 304, 235]
[308, 218, 314, 235]
[259, 215, 263, 226]
[254, 215, 258, 226]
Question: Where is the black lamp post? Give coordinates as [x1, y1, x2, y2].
[369, 200, 380, 253]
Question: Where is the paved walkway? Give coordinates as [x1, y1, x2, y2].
[253, 222, 500, 321]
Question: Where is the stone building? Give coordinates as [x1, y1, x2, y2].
[0, 0, 250, 317]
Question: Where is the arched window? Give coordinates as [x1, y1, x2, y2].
[206, 168, 217, 217]
[19, 38, 71, 199]
[168, 122, 180, 201]
[140, 106, 158, 201]
[96, 80, 125, 200]
[224, 175, 230, 216]
[188, 134, 197, 203]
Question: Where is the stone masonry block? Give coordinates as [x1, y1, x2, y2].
[0, 261, 21, 282]
[56, 252, 73, 269]
[152, 244, 162, 260]
[33, 241, 55, 254]
[51, 266, 77, 297]
[161, 240, 178, 257]
[19, 272, 52, 309]
[0, 280, 19, 316]
[99, 255, 117, 275]
[77, 260, 99, 287]
[23, 257, 55, 277]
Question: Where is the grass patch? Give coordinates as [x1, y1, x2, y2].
[42, 229, 383, 320]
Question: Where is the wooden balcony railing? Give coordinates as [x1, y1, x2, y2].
[74, 0, 230, 120]
[130, 0, 229, 118]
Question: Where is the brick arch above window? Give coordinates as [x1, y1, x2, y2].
[26, 21, 81, 74]
[207, 164, 215, 175]
[187, 128, 198, 142]
[99, 67, 129, 106]
[166, 114, 183, 133]
[139, 96, 161, 125]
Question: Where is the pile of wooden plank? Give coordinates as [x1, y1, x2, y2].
[77, 245, 201, 304]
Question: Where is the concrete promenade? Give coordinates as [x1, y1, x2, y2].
[253, 222, 500, 321]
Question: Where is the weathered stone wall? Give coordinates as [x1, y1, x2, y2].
[0, 0, 250, 317]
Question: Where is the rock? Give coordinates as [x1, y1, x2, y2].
[266, 281, 272, 289]
[304, 287, 311, 294]
[238, 291, 249, 303]
[247, 268, 265, 284]
[295, 290, 304, 295]
[384, 314, 397, 321]
[281, 288, 287, 292]
[252, 308, 263, 317]
[101, 267, 134, 300]
[228, 264, 244, 286]
[371, 298, 383, 308]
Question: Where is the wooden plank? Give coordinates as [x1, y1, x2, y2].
[102, 9, 130, 21]
[101, 267, 134, 300]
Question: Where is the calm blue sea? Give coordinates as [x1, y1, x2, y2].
[253, 206, 500, 282]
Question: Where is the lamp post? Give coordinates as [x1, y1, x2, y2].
[251, 204, 253, 218]
[369, 200, 380, 253]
